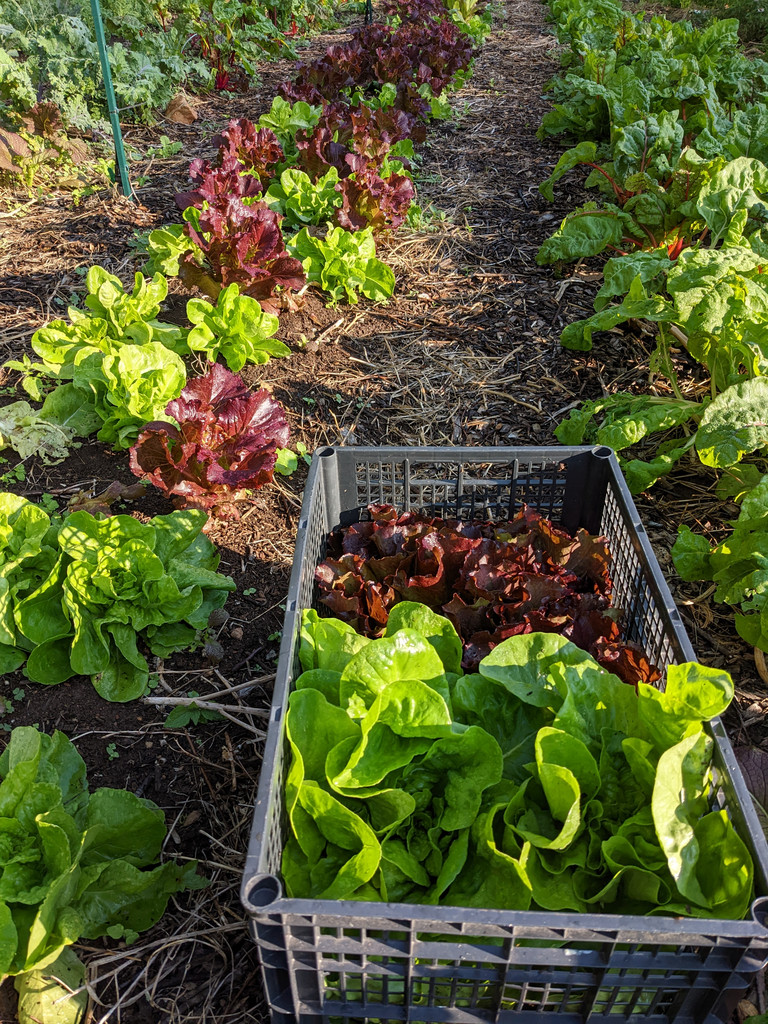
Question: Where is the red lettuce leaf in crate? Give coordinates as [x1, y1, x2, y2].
[181, 197, 305, 309]
[336, 155, 415, 233]
[316, 504, 660, 685]
[129, 363, 289, 515]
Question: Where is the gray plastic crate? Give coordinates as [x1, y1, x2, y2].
[241, 445, 768, 1023]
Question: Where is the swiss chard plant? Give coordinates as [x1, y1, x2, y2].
[284, 608, 751, 918]
[129, 363, 290, 516]
[672, 472, 768, 653]
[288, 225, 395, 304]
[0, 725, 205, 1024]
[0, 491, 236, 700]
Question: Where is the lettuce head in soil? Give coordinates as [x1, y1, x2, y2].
[0, 726, 205, 1024]
[285, 606, 753, 919]
[0, 492, 236, 701]
[129, 363, 290, 516]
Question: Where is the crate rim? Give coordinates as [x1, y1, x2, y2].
[241, 443, 768, 950]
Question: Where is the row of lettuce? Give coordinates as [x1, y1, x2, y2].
[534, 0, 768, 657]
[0, 6, 490, 1019]
[4, 0, 489, 497]
[0, 0, 488, 687]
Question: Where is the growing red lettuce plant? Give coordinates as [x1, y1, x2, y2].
[179, 197, 305, 310]
[176, 159, 263, 212]
[315, 504, 661, 685]
[129, 363, 290, 516]
[210, 119, 284, 185]
[350, 104, 424, 158]
[177, 121, 284, 210]
[336, 154, 415, 233]
[277, 18, 474, 106]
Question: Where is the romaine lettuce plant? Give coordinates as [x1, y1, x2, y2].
[288, 225, 395, 304]
[285, 608, 751, 918]
[10, 268, 188, 394]
[0, 492, 236, 700]
[0, 725, 205, 1024]
[129, 363, 290, 516]
[186, 283, 290, 372]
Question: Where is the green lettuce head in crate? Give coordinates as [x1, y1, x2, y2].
[285, 603, 753, 918]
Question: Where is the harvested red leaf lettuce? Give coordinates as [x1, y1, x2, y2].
[129, 363, 289, 515]
[315, 504, 660, 685]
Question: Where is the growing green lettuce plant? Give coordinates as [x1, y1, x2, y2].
[288, 226, 395, 304]
[265, 167, 342, 228]
[257, 96, 323, 165]
[284, 605, 752, 918]
[186, 283, 289, 372]
[0, 725, 205, 1024]
[0, 493, 236, 700]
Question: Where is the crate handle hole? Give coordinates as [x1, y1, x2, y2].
[751, 894, 768, 931]
[243, 873, 283, 912]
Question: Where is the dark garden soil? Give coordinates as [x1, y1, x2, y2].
[1, 1, 767, 1021]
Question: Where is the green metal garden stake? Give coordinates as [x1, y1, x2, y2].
[90, 0, 134, 200]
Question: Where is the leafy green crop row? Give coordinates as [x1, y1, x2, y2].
[0, 492, 235, 700]
[0, 725, 205, 1024]
[0, 0, 335, 132]
[536, 0, 768, 653]
[142, 0, 489, 308]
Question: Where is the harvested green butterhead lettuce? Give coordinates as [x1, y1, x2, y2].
[283, 611, 753, 919]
